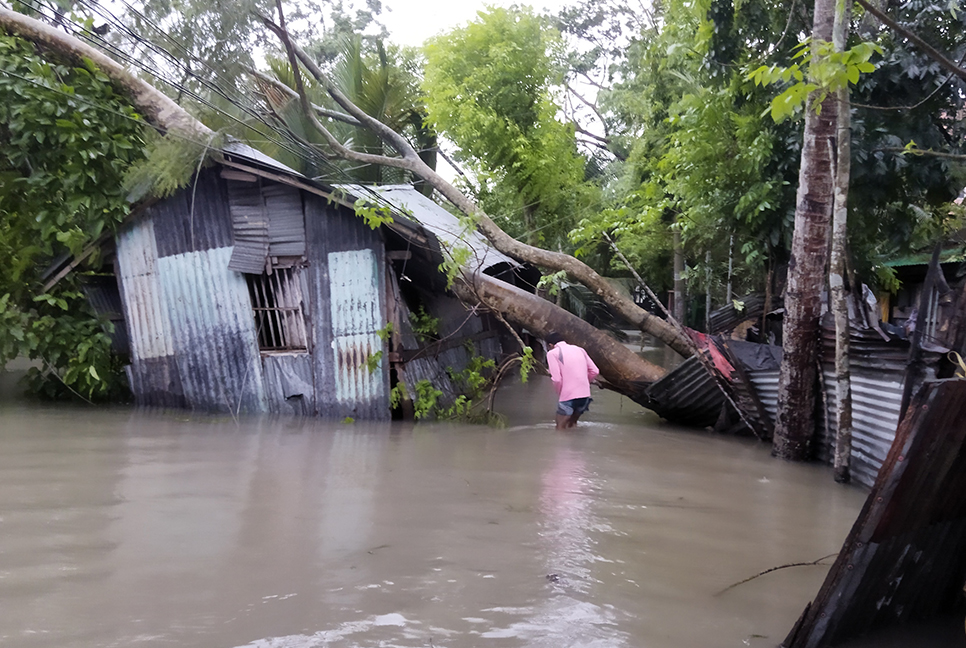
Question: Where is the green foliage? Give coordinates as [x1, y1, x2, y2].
[0, 33, 147, 400]
[537, 270, 568, 297]
[874, 264, 901, 294]
[412, 379, 443, 419]
[409, 305, 439, 342]
[566, 0, 806, 304]
[363, 350, 383, 374]
[257, 36, 435, 187]
[353, 197, 395, 229]
[401, 348, 499, 422]
[376, 321, 394, 343]
[123, 131, 220, 201]
[389, 380, 408, 409]
[447, 350, 495, 397]
[845, 2, 966, 283]
[423, 6, 594, 250]
[438, 243, 471, 289]
[749, 39, 882, 121]
[519, 346, 535, 384]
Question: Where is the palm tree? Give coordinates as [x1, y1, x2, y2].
[253, 36, 437, 192]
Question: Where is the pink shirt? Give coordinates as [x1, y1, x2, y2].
[547, 341, 600, 401]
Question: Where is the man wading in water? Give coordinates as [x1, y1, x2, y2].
[545, 333, 600, 430]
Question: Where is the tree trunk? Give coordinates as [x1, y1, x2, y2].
[673, 226, 686, 324]
[830, 0, 853, 483]
[0, 7, 210, 142]
[454, 272, 665, 401]
[773, 0, 837, 461]
[0, 7, 674, 405]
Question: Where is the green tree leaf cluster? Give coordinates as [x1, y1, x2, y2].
[422, 6, 594, 250]
[0, 32, 146, 400]
[569, 0, 965, 309]
[570, 0, 806, 301]
[256, 35, 435, 187]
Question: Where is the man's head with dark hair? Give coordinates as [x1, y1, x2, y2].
[545, 332, 565, 346]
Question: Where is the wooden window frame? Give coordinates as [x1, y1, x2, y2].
[246, 266, 309, 353]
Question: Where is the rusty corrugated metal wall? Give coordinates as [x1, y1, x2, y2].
[116, 169, 266, 412]
[305, 193, 390, 420]
[116, 168, 392, 419]
[329, 249, 386, 410]
[816, 325, 942, 488]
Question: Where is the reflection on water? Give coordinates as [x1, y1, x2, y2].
[0, 378, 910, 648]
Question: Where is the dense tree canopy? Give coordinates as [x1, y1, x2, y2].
[0, 31, 147, 399]
[423, 6, 595, 251]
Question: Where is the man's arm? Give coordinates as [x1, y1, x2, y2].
[584, 350, 600, 383]
[548, 351, 563, 395]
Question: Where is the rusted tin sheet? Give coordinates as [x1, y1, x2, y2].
[747, 369, 780, 424]
[332, 332, 385, 407]
[261, 353, 315, 416]
[328, 249, 387, 414]
[645, 355, 724, 427]
[156, 246, 266, 413]
[116, 218, 174, 361]
[263, 184, 306, 257]
[222, 140, 304, 177]
[303, 193, 388, 419]
[152, 169, 234, 258]
[784, 379, 966, 648]
[226, 179, 269, 274]
[817, 322, 944, 488]
[818, 369, 905, 488]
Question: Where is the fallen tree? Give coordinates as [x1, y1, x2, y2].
[257, 2, 694, 360]
[0, 6, 678, 401]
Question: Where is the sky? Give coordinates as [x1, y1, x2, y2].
[377, 0, 577, 47]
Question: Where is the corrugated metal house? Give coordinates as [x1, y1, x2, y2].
[94, 144, 533, 419]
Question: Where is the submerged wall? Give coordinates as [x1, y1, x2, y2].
[115, 168, 391, 419]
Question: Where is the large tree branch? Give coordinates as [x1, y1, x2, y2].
[574, 124, 625, 160]
[854, 0, 966, 82]
[566, 83, 608, 131]
[875, 147, 966, 161]
[0, 6, 211, 141]
[247, 66, 362, 127]
[261, 8, 694, 358]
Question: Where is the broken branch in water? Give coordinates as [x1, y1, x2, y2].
[715, 553, 838, 596]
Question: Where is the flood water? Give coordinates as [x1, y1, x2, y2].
[1, 376, 875, 648]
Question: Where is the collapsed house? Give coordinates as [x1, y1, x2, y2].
[644, 264, 966, 644]
[64, 144, 537, 419]
[646, 248, 963, 489]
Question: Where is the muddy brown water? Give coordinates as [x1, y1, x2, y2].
[0, 375, 931, 648]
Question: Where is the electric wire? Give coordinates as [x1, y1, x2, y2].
[17, 0, 403, 208]
[6, 0, 575, 260]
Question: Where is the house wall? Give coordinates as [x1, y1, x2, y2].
[116, 169, 266, 412]
[304, 193, 389, 420]
[115, 168, 391, 419]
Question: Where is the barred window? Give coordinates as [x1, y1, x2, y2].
[247, 267, 308, 352]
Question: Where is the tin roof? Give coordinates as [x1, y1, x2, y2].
[882, 247, 966, 267]
[338, 184, 523, 274]
[220, 139, 305, 178]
